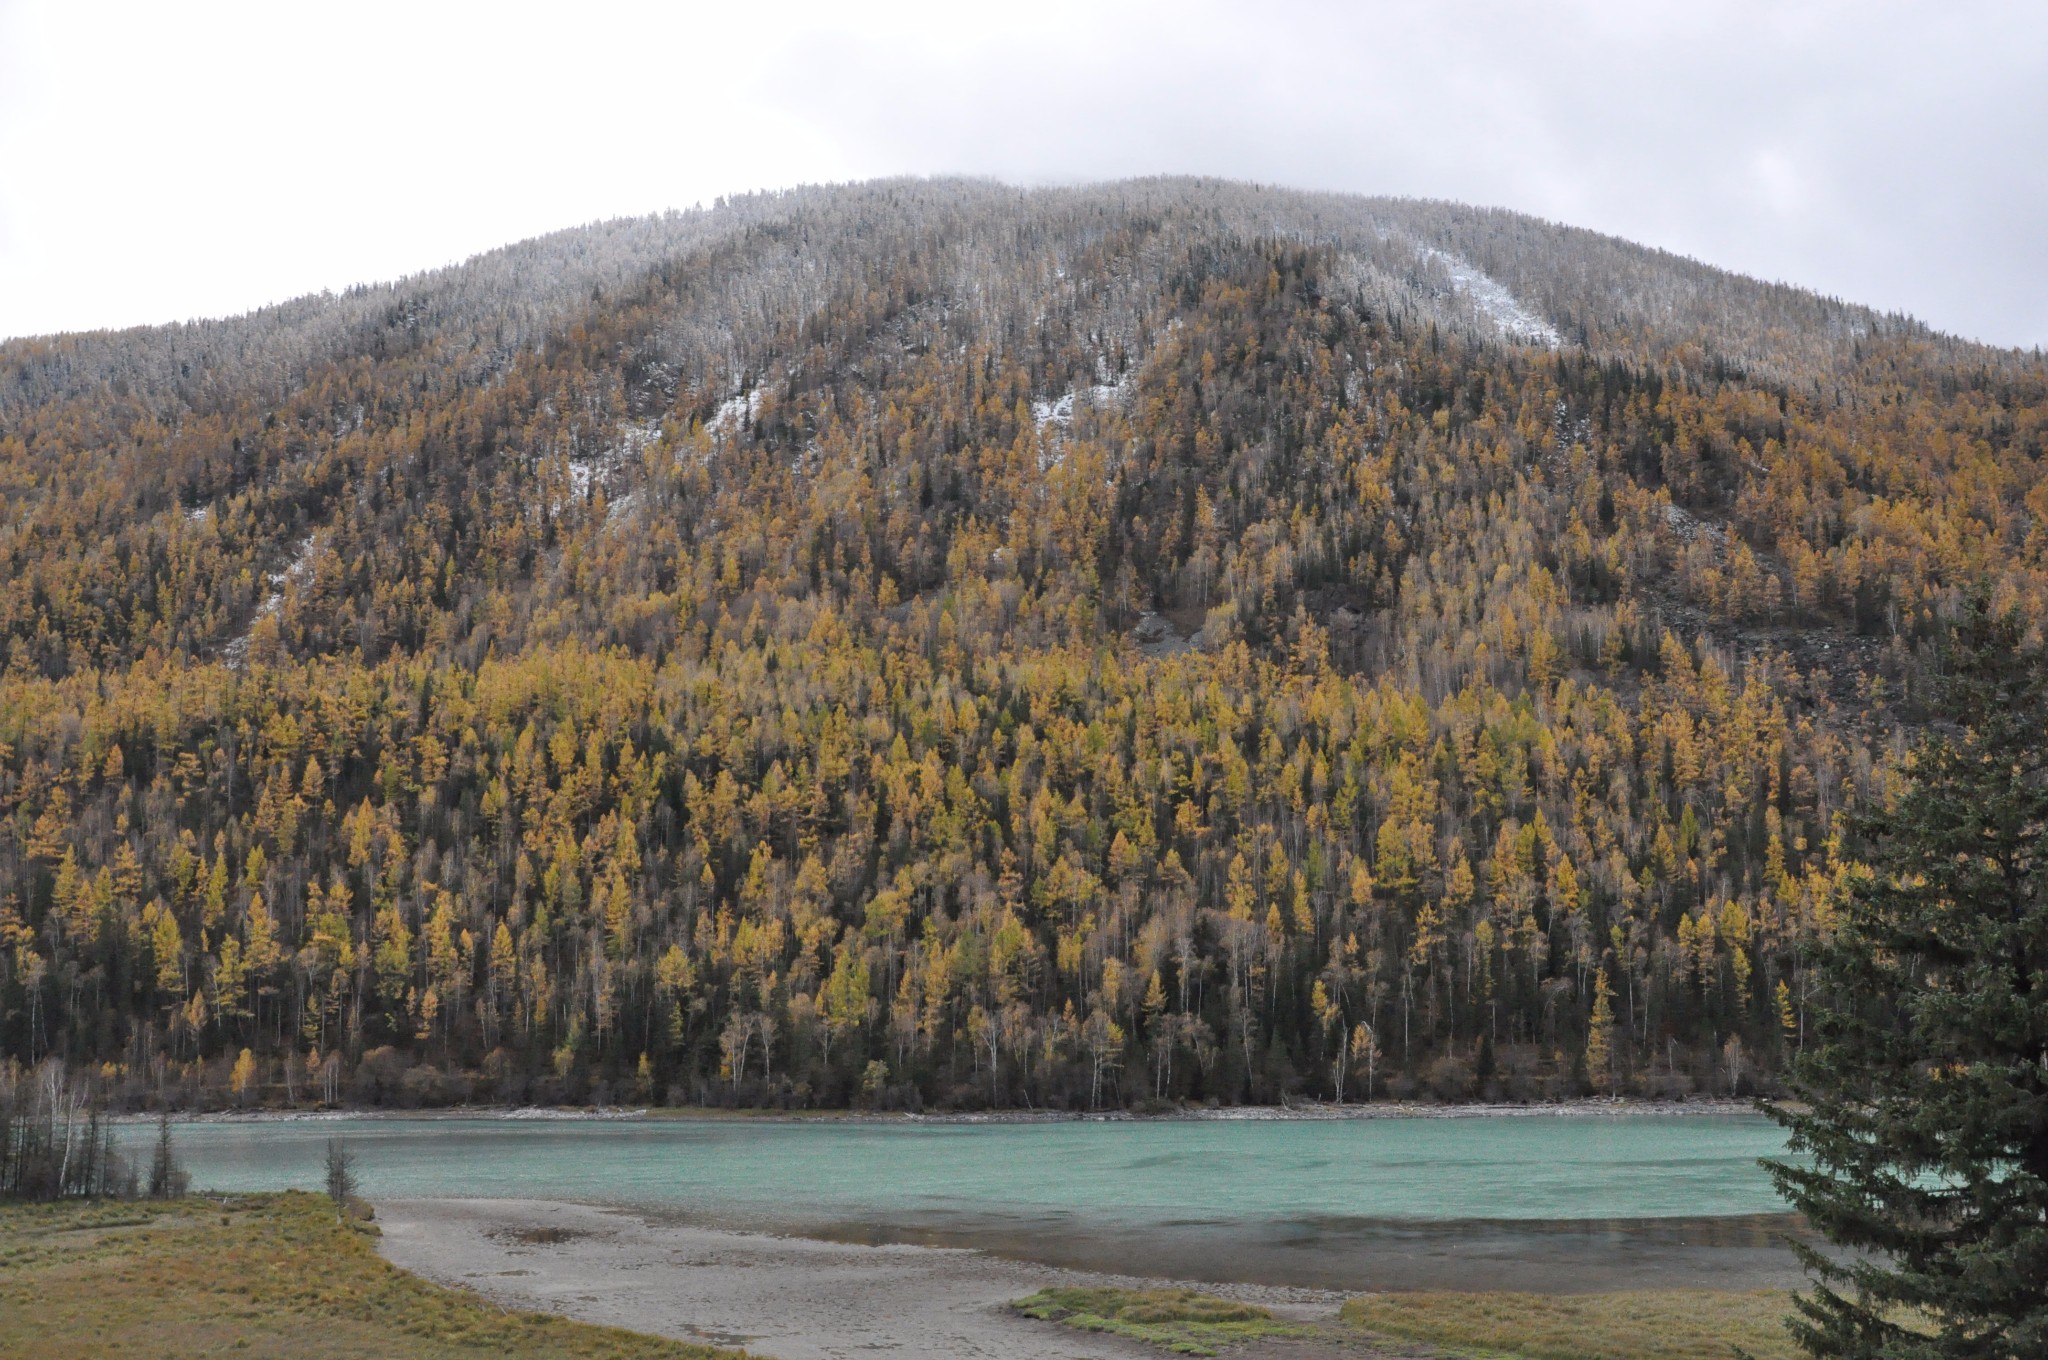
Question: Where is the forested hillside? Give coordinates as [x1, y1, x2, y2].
[3, 179, 2044, 1111]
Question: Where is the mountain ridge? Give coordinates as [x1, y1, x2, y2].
[9, 175, 2005, 413]
[1, 177, 2043, 1113]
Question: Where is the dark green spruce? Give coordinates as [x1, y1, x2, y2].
[1766, 604, 2048, 1359]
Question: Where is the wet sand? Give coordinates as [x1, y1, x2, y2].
[795, 1209, 1820, 1293]
[377, 1198, 1346, 1360]
[377, 1198, 1818, 1359]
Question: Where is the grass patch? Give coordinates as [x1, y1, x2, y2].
[493, 1225, 598, 1246]
[0, 1192, 739, 1359]
[1014, 1286, 1312, 1356]
[1340, 1289, 1801, 1360]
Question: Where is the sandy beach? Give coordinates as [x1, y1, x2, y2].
[376, 1197, 1815, 1359]
[377, 1198, 1356, 1359]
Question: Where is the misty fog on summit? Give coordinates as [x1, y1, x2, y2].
[1, 0, 2043, 348]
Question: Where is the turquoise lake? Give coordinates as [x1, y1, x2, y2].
[128, 1112, 1790, 1228]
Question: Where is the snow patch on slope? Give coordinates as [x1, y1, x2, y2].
[1663, 502, 1725, 544]
[709, 386, 766, 434]
[223, 533, 318, 669]
[603, 489, 641, 532]
[555, 417, 662, 517]
[1032, 373, 1133, 432]
[1030, 391, 1075, 429]
[1419, 248, 1561, 348]
[1030, 375, 1133, 474]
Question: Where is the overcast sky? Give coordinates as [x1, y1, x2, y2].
[1, 0, 2042, 347]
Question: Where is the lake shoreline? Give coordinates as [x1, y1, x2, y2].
[374, 1195, 1817, 1360]
[125, 1095, 1763, 1124]
[376, 1196, 1332, 1360]
[121, 1107, 1799, 1236]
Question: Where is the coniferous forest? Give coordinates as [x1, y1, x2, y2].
[3, 179, 2045, 1111]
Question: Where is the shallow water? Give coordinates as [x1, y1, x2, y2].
[131, 1111, 1788, 1223]
[131, 1112, 1812, 1288]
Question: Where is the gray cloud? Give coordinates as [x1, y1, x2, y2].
[784, 0, 2048, 348]
[2, 0, 2041, 346]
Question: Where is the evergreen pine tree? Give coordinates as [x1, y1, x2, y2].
[324, 1138, 358, 1216]
[1765, 604, 2048, 1359]
[147, 1110, 185, 1198]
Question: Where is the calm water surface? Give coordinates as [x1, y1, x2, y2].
[129, 1113, 1789, 1227]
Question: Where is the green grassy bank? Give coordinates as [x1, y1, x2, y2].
[1019, 1285, 1805, 1359]
[0, 1193, 737, 1360]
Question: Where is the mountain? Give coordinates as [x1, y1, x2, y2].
[2, 177, 2043, 1111]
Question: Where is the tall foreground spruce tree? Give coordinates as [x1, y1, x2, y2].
[1767, 606, 2048, 1359]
